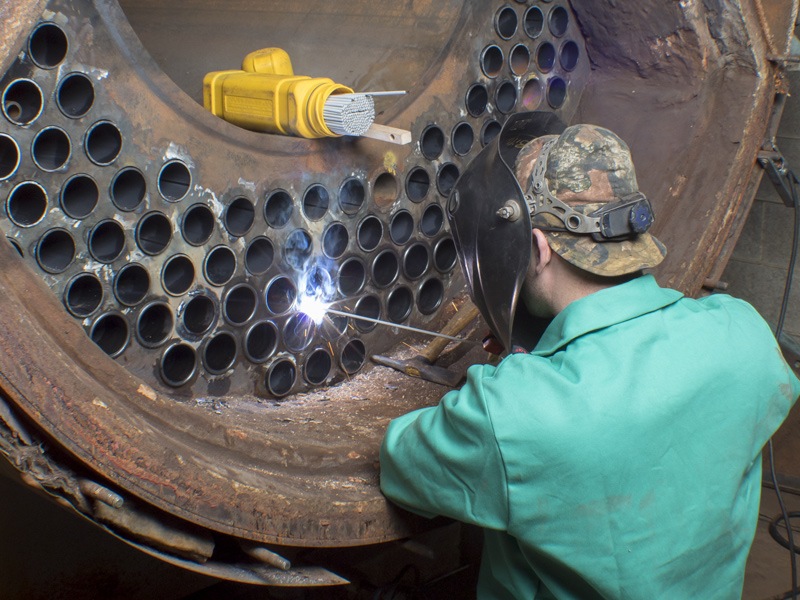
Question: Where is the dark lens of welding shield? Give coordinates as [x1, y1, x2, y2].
[590, 193, 654, 242]
[446, 134, 527, 347]
[446, 111, 565, 350]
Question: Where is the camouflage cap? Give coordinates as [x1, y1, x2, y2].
[514, 124, 666, 276]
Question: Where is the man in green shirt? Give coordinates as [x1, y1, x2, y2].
[380, 112, 800, 598]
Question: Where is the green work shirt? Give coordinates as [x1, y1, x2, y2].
[380, 275, 800, 599]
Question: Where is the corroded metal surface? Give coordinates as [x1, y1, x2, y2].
[0, 0, 795, 566]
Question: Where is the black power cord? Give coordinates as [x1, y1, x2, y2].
[766, 158, 800, 600]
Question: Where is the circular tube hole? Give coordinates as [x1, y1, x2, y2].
[0, 134, 20, 180]
[161, 343, 197, 387]
[224, 197, 254, 237]
[403, 243, 430, 280]
[547, 77, 568, 108]
[495, 5, 519, 39]
[560, 40, 580, 71]
[204, 245, 235, 286]
[114, 263, 149, 306]
[203, 332, 237, 375]
[60, 174, 97, 219]
[111, 167, 146, 211]
[266, 276, 297, 315]
[137, 302, 173, 348]
[524, 6, 544, 38]
[323, 313, 348, 340]
[373, 172, 398, 208]
[354, 295, 381, 332]
[522, 77, 544, 110]
[420, 125, 445, 161]
[339, 177, 365, 215]
[357, 215, 383, 251]
[162, 254, 195, 295]
[481, 120, 502, 147]
[267, 359, 296, 397]
[299, 265, 334, 304]
[91, 313, 129, 358]
[6, 238, 23, 257]
[302, 184, 329, 220]
[245, 321, 278, 363]
[322, 222, 349, 259]
[510, 44, 531, 76]
[32, 127, 71, 171]
[549, 5, 569, 36]
[85, 121, 122, 166]
[183, 295, 216, 335]
[481, 45, 504, 78]
[28, 22, 68, 68]
[57, 73, 94, 118]
[224, 284, 258, 325]
[33, 236, 75, 276]
[8, 181, 47, 227]
[181, 203, 215, 246]
[304, 349, 332, 385]
[136, 211, 172, 256]
[390, 210, 414, 245]
[338, 257, 366, 296]
[264, 189, 293, 227]
[372, 250, 400, 288]
[495, 81, 518, 114]
[406, 167, 430, 203]
[418, 278, 445, 315]
[435, 237, 458, 272]
[466, 83, 488, 117]
[284, 229, 312, 270]
[3, 79, 43, 125]
[451, 122, 474, 156]
[387, 286, 413, 323]
[245, 237, 273, 275]
[437, 163, 460, 196]
[340, 339, 366, 374]
[89, 220, 125, 263]
[64, 272, 103, 317]
[537, 42, 557, 72]
[158, 160, 191, 202]
[284, 313, 316, 352]
[421, 204, 444, 237]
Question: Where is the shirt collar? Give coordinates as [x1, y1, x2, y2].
[533, 274, 683, 356]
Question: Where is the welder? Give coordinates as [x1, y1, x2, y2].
[379, 112, 800, 598]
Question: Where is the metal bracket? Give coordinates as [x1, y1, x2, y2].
[757, 148, 799, 207]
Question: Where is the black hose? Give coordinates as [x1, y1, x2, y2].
[768, 165, 800, 600]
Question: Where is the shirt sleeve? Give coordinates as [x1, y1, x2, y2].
[379, 363, 510, 530]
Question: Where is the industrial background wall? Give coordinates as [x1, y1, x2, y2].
[0, 0, 799, 598]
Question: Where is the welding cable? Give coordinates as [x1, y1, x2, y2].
[770, 511, 800, 552]
[768, 163, 800, 600]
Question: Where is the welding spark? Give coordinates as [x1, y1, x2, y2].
[296, 294, 331, 325]
[295, 264, 336, 325]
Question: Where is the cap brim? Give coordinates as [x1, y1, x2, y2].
[544, 229, 667, 276]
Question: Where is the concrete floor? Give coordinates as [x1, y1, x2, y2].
[745, 480, 800, 600]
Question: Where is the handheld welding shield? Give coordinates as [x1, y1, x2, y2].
[446, 112, 566, 352]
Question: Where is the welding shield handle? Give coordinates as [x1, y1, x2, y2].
[420, 303, 480, 363]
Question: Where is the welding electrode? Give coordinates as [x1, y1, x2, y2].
[204, 47, 410, 141]
[325, 308, 473, 343]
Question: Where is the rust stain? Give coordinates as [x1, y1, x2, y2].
[382, 151, 398, 175]
[137, 384, 158, 401]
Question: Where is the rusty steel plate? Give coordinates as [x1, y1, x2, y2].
[0, 0, 794, 559]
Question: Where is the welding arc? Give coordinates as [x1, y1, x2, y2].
[326, 308, 473, 343]
[323, 93, 375, 136]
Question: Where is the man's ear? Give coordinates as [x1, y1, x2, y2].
[531, 228, 552, 274]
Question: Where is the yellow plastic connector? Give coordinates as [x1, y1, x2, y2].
[203, 48, 355, 139]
